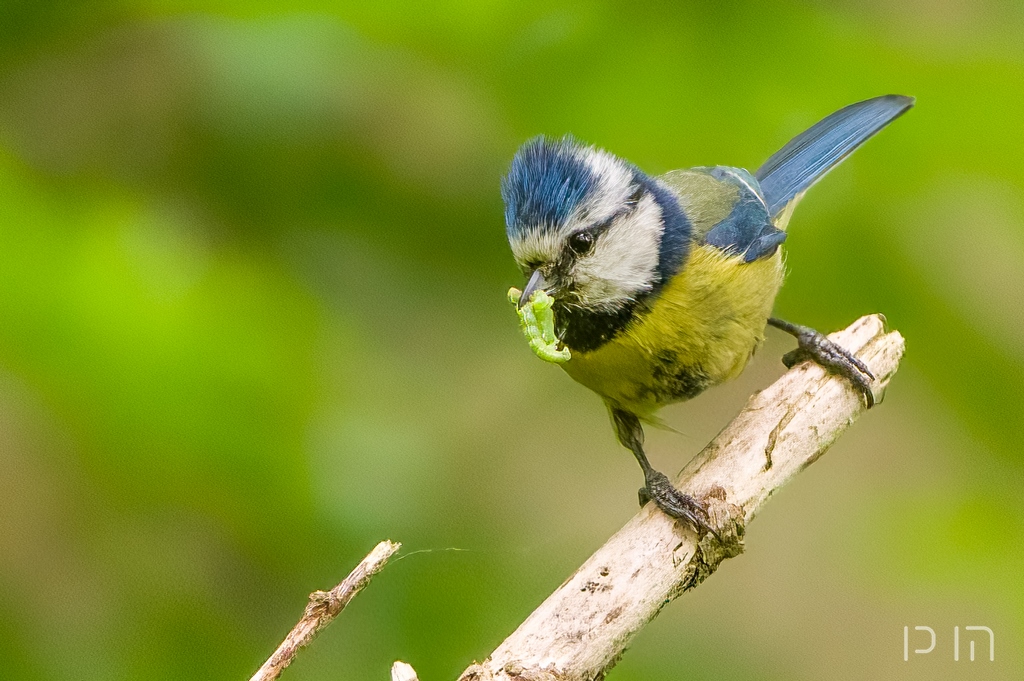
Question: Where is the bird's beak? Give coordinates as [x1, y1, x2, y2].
[518, 269, 548, 308]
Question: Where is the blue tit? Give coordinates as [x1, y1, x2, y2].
[501, 94, 914, 536]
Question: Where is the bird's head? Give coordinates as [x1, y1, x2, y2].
[501, 136, 689, 318]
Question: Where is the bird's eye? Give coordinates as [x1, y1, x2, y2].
[625, 185, 644, 207]
[568, 231, 595, 256]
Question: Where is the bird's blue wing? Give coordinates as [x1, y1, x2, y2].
[702, 167, 787, 263]
[755, 95, 914, 219]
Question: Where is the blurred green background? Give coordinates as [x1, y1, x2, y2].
[0, 1, 1021, 680]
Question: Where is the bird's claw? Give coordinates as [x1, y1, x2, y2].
[637, 486, 650, 507]
[777, 323, 875, 407]
[641, 470, 721, 541]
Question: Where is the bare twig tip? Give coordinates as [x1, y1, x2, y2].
[391, 661, 420, 681]
[249, 539, 401, 681]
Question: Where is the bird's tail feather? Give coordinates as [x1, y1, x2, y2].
[756, 94, 914, 221]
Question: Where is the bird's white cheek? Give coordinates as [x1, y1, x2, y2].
[573, 224, 661, 309]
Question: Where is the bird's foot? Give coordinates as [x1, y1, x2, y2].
[640, 470, 721, 541]
[769, 318, 875, 407]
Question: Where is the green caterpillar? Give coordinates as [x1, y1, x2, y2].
[507, 287, 571, 364]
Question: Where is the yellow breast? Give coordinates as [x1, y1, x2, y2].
[561, 243, 784, 417]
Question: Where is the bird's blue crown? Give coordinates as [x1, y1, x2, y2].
[501, 136, 597, 239]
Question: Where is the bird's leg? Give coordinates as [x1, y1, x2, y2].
[767, 317, 875, 407]
[611, 408, 720, 540]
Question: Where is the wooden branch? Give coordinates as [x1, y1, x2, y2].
[249, 540, 401, 681]
[457, 314, 904, 681]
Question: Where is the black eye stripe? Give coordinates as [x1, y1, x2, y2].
[565, 211, 618, 257]
[625, 184, 644, 207]
[564, 186, 646, 258]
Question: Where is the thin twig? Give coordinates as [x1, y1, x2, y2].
[249, 540, 401, 681]
[458, 314, 904, 681]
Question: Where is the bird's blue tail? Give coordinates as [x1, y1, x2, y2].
[755, 95, 914, 220]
